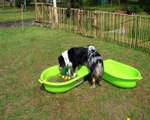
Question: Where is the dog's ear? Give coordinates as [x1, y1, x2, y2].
[57, 56, 61, 60]
[87, 45, 91, 49]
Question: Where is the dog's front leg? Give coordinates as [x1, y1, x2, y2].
[91, 77, 96, 89]
[72, 65, 78, 78]
[67, 68, 71, 76]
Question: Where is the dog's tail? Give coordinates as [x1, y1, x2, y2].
[88, 45, 96, 52]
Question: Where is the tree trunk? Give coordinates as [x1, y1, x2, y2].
[118, 0, 120, 5]
[3, 0, 5, 8]
[10, 0, 13, 7]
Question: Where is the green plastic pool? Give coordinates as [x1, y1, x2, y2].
[39, 65, 90, 93]
[103, 59, 142, 88]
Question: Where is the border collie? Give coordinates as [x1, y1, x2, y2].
[87, 45, 104, 88]
[58, 47, 88, 77]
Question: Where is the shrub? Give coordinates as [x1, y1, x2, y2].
[16, 0, 33, 7]
[139, 0, 150, 4]
[126, 5, 143, 13]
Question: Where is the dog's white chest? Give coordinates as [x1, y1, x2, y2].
[62, 50, 72, 67]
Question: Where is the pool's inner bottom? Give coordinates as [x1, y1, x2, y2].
[46, 74, 73, 83]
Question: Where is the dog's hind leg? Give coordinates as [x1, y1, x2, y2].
[91, 77, 96, 89]
[98, 76, 102, 86]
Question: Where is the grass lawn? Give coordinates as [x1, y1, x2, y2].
[0, 26, 150, 120]
[85, 4, 127, 12]
[0, 8, 35, 22]
[84, 4, 150, 17]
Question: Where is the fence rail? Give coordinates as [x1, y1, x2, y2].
[35, 3, 150, 51]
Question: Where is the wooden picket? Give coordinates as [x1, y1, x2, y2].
[35, 3, 150, 51]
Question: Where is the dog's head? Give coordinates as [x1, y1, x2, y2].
[58, 50, 72, 69]
[58, 55, 66, 70]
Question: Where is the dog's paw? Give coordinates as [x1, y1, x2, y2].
[99, 81, 102, 86]
[90, 84, 96, 89]
[72, 73, 77, 78]
[99, 83, 102, 86]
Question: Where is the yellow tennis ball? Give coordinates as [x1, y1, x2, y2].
[127, 117, 131, 120]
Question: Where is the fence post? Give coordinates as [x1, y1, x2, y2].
[77, 9, 81, 34]
[130, 15, 134, 48]
[133, 15, 136, 47]
[21, 4, 24, 30]
[51, 5, 55, 28]
[122, 14, 125, 44]
[42, 3, 44, 26]
[53, 0, 58, 25]
[49, 5, 52, 26]
[80, 10, 84, 35]
[93, 11, 98, 38]
[135, 16, 139, 47]
[35, 2, 37, 21]
[93, 11, 96, 37]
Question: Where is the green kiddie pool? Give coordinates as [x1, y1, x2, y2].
[103, 59, 142, 88]
[39, 65, 90, 93]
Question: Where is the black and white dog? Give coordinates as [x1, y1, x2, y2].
[87, 45, 104, 88]
[58, 47, 88, 77]
[58, 45, 104, 88]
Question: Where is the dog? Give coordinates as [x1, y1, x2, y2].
[58, 47, 88, 77]
[87, 45, 104, 88]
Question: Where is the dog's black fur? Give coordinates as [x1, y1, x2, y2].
[58, 47, 88, 76]
[58, 46, 104, 88]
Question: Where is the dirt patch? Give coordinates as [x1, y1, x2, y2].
[114, 10, 127, 14]
[0, 19, 35, 28]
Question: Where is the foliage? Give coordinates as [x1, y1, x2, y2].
[139, 0, 150, 4]
[141, 5, 150, 12]
[126, 5, 143, 13]
[15, 0, 33, 7]
[139, 0, 150, 12]
[0, 8, 35, 22]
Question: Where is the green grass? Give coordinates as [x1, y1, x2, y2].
[85, 4, 150, 17]
[0, 26, 150, 120]
[85, 4, 126, 12]
[0, 8, 35, 22]
[0, 7, 20, 13]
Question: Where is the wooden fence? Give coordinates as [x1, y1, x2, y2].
[35, 3, 150, 51]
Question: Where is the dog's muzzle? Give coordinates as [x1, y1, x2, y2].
[59, 66, 62, 70]
[59, 66, 65, 70]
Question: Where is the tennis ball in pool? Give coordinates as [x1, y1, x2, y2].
[127, 117, 131, 120]
[62, 75, 65, 79]
[64, 76, 68, 80]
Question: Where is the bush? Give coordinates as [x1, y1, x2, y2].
[16, 0, 33, 7]
[126, 5, 143, 13]
[139, 0, 150, 4]
[141, 5, 150, 12]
